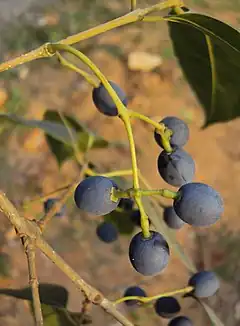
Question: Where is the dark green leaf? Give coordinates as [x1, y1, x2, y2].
[0, 113, 76, 144]
[44, 110, 109, 163]
[31, 304, 60, 326]
[166, 13, 240, 126]
[0, 283, 68, 307]
[29, 304, 92, 326]
[46, 135, 74, 166]
[103, 176, 135, 235]
[104, 210, 135, 235]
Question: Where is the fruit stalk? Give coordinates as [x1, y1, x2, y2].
[130, 110, 173, 152]
[49, 43, 151, 238]
[112, 188, 179, 200]
[114, 286, 194, 304]
[131, 0, 137, 11]
[56, 52, 99, 87]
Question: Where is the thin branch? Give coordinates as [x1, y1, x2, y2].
[38, 162, 88, 231]
[23, 237, 43, 326]
[56, 52, 99, 88]
[0, 0, 183, 72]
[130, 0, 137, 11]
[0, 191, 134, 326]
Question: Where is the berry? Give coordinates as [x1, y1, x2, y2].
[123, 286, 146, 306]
[188, 271, 220, 298]
[92, 81, 128, 116]
[163, 206, 185, 230]
[173, 182, 224, 226]
[118, 198, 134, 211]
[154, 296, 181, 318]
[157, 148, 195, 187]
[44, 198, 66, 217]
[154, 116, 189, 149]
[74, 176, 120, 216]
[168, 316, 193, 326]
[96, 221, 118, 243]
[129, 231, 169, 276]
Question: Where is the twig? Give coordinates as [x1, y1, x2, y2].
[38, 161, 88, 231]
[0, 191, 134, 326]
[0, 0, 183, 72]
[23, 237, 43, 326]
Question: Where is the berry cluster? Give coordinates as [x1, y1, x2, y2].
[122, 270, 219, 325]
[72, 80, 223, 323]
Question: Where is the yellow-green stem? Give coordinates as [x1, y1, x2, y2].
[131, 0, 137, 11]
[121, 119, 139, 189]
[114, 286, 194, 305]
[56, 52, 99, 88]
[140, 189, 179, 199]
[135, 196, 150, 238]
[130, 110, 172, 152]
[23, 169, 133, 209]
[173, 6, 186, 14]
[112, 188, 179, 200]
[142, 16, 164, 22]
[48, 43, 150, 238]
[49, 44, 139, 184]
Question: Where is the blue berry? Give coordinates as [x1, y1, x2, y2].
[129, 231, 169, 276]
[92, 81, 128, 116]
[157, 148, 195, 187]
[173, 182, 224, 226]
[96, 222, 118, 243]
[163, 206, 185, 230]
[154, 116, 189, 149]
[155, 296, 181, 318]
[168, 316, 193, 326]
[74, 176, 120, 216]
[188, 271, 220, 298]
[123, 286, 147, 306]
[43, 198, 66, 217]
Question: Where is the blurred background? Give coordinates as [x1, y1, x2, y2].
[0, 0, 239, 325]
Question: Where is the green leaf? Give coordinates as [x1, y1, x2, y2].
[166, 13, 240, 126]
[29, 304, 92, 326]
[104, 176, 135, 235]
[0, 113, 76, 144]
[142, 196, 197, 273]
[46, 135, 74, 166]
[44, 110, 109, 165]
[104, 210, 135, 235]
[199, 300, 224, 326]
[0, 283, 68, 307]
[34, 304, 60, 326]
